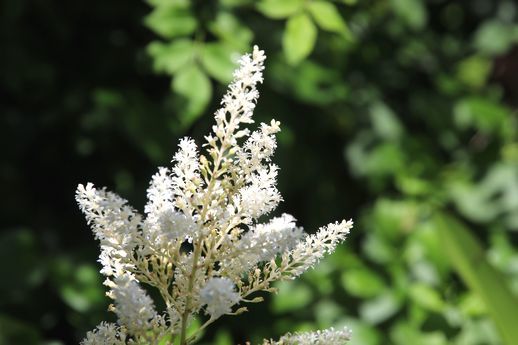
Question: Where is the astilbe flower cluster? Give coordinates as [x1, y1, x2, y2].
[76, 46, 353, 345]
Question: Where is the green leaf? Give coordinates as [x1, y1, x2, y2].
[410, 222, 450, 277]
[214, 330, 233, 345]
[454, 318, 501, 345]
[459, 292, 487, 316]
[308, 1, 352, 40]
[435, 213, 518, 345]
[272, 281, 312, 312]
[341, 319, 381, 345]
[208, 12, 253, 50]
[283, 13, 317, 65]
[315, 300, 343, 325]
[147, 39, 193, 75]
[256, 0, 304, 19]
[346, 140, 406, 182]
[341, 268, 385, 298]
[58, 263, 105, 312]
[391, 0, 427, 30]
[360, 291, 402, 324]
[409, 283, 445, 312]
[304, 259, 334, 295]
[454, 97, 512, 138]
[269, 59, 348, 105]
[369, 101, 403, 141]
[456, 55, 492, 89]
[449, 164, 518, 226]
[200, 43, 238, 84]
[474, 20, 518, 56]
[145, 6, 197, 39]
[173, 317, 201, 345]
[368, 199, 419, 241]
[158, 333, 172, 345]
[173, 64, 212, 126]
[146, 0, 190, 7]
[220, 0, 251, 6]
[390, 322, 447, 345]
[363, 233, 397, 264]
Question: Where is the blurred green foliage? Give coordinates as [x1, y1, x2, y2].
[1, 0, 518, 344]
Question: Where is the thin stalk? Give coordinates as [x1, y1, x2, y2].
[184, 316, 217, 344]
[178, 241, 202, 345]
[178, 140, 228, 344]
[178, 107, 243, 344]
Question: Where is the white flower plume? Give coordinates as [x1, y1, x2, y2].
[75, 183, 140, 281]
[81, 322, 126, 345]
[264, 326, 352, 345]
[282, 220, 354, 278]
[76, 46, 353, 344]
[108, 273, 158, 336]
[200, 277, 240, 319]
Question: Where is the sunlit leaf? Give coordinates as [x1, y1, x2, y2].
[173, 64, 212, 126]
[343, 319, 381, 345]
[146, 0, 190, 7]
[474, 20, 518, 56]
[435, 213, 518, 345]
[304, 259, 334, 295]
[214, 330, 233, 345]
[145, 6, 197, 38]
[201, 43, 239, 84]
[449, 163, 518, 228]
[256, 0, 304, 19]
[308, 1, 352, 40]
[158, 333, 172, 345]
[341, 268, 385, 298]
[314, 300, 342, 326]
[454, 97, 512, 138]
[409, 283, 444, 312]
[173, 317, 201, 345]
[147, 39, 194, 74]
[456, 55, 492, 89]
[363, 233, 397, 264]
[208, 12, 253, 50]
[454, 318, 501, 345]
[459, 292, 487, 317]
[283, 13, 317, 65]
[220, 0, 252, 6]
[390, 322, 447, 345]
[369, 102, 403, 141]
[391, 0, 427, 30]
[360, 291, 401, 324]
[346, 140, 405, 181]
[272, 281, 313, 312]
[57, 263, 105, 312]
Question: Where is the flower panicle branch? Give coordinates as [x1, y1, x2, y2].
[76, 46, 353, 345]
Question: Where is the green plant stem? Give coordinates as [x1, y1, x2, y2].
[178, 137, 229, 345]
[185, 317, 216, 344]
[179, 242, 202, 345]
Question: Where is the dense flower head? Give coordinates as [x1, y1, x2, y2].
[80, 322, 126, 345]
[108, 273, 158, 335]
[264, 326, 352, 345]
[200, 277, 241, 319]
[76, 46, 353, 345]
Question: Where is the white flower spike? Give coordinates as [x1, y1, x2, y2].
[76, 46, 353, 345]
[263, 326, 352, 345]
